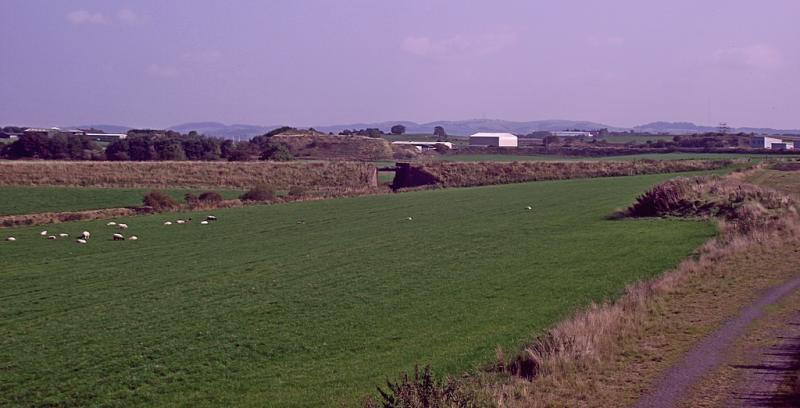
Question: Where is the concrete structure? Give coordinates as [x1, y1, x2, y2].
[469, 132, 518, 147]
[391, 141, 453, 151]
[750, 136, 794, 150]
[550, 131, 594, 138]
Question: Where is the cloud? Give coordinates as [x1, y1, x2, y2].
[65, 10, 110, 25]
[146, 64, 179, 78]
[586, 35, 625, 47]
[712, 45, 783, 70]
[401, 30, 516, 58]
[117, 8, 141, 25]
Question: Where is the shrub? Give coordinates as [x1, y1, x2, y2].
[240, 184, 276, 202]
[198, 191, 224, 203]
[288, 185, 306, 197]
[259, 143, 294, 161]
[143, 190, 178, 211]
[184, 192, 199, 205]
[362, 365, 483, 408]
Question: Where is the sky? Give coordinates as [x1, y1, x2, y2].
[1, 0, 799, 129]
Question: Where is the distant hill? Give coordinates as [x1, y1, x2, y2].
[168, 122, 277, 140]
[51, 119, 800, 139]
[67, 124, 132, 134]
[312, 119, 625, 136]
[635, 121, 800, 135]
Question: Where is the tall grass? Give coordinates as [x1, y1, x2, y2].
[396, 159, 734, 189]
[0, 160, 378, 190]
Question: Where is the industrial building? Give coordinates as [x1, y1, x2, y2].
[468, 132, 518, 147]
[750, 136, 794, 150]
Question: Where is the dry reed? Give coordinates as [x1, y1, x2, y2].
[0, 160, 378, 190]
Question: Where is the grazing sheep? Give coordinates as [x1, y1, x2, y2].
[79, 231, 91, 240]
[200, 220, 209, 225]
[76, 239, 87, 244]
[129, 236, 138, 241]
[6, 237, 16, 241]
[47, 235, 57, 240]
[406, 217, 413, 221]
[107, 221, 117, 226]
[117, 223, 129, 229]
[164, 221, 172, 225]
[39, 230, 48, 236]
[112, 233, 125, 241]
[176, 220, 186, 224]
[206, 215, 217, 221]
[526, 206, 533, 210]
[58, 233, 69, 238]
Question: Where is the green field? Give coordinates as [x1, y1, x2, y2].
[0, 186, 242, 216]
[438, 152, 784, 162]
[0, 173, 717, 407]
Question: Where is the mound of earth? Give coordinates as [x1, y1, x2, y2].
[272, 130, 394, 161]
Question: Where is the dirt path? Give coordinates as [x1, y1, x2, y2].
[633, 275, 800, 408]
[728, 311, 800, 407]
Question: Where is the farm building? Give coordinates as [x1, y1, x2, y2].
[469, 132, 518, 147]
[551, 131, 594, 138]
[391, 141, 453, 151]
[750, 136, 794, 150]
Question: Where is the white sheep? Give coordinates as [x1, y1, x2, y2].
[129, 235, 138, 241]
[58, 233, 69, 238]
[117, 223, 129, 229]
[206, 215, 217, 221]
[40, 230, 48, 236]
[6, 237, 16, 241]
[112, 233, 125, 241]
[176, 220, 186, 224]
[79, 231, 91, 240]
[200, 220, 209, 225]
[164, 221, 173, 226]
[406, 217, 413, 221]
[47, 235, 57, 240]
[526, 206, 533, 210]
[76, 239, 87, 244]
[107, 221, 117, 226]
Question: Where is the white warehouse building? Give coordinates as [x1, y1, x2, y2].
[469, 132, 518, 147]
[750, 136, 794, 150]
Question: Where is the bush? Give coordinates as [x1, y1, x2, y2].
[184, 192, 199, 205]
[198, 191, 223, 202]
[363, 365, 483, 408]
[240, 184, 276, 202]
[259, 142, 294, 161]
[143, 190, 178, 211]
[288, 185, 306, 197]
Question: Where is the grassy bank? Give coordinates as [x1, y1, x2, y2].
[0, 186, 242, 216]
[0, 172, 717, 407]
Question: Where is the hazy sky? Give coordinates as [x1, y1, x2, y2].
[1, 0, 798, 129]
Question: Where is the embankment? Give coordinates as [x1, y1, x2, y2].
[393, 159, 733, 189]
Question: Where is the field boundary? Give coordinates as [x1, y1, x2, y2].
[393, 159, 735, 189]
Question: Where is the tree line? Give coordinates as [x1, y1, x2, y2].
[0, 127, 296, 161]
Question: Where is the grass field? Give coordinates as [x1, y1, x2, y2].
[0, 173, 718, 407]
[438, 152, 784, 162]
[0, 186, 242, 216]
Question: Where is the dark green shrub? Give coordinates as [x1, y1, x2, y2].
[184, 192, 199, 205]
[288, 185, 306, 197]
[143, 190, 178, 211]
[240, 184, 275, 202]
[198, 191, 223, 203]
